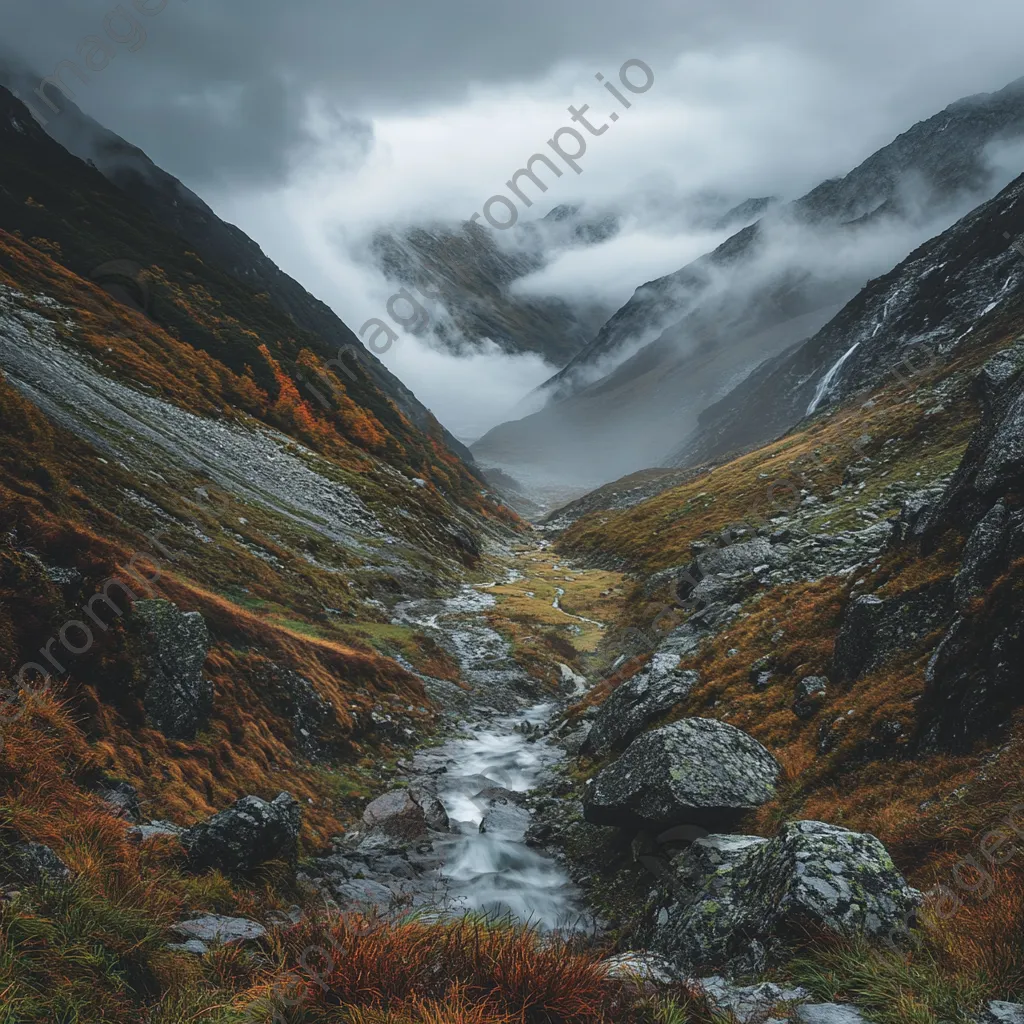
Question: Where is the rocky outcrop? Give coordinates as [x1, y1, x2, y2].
[647, 821, 921, 974]
[954, 502, 1012, 608]
[479, 799, 532, 840]
[131, 600, 213, 740]
[582, 718, 780, 831]
[256, 662, 340, 761]
[582, 657, 698, 758]
[183, 792, 301, 874]
[831, 582, 953, 683]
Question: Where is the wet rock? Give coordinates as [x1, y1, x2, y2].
[649, 821, 921, 974]
[796, 1005, 869, 1024]
[10, 842, 71, 887]
[921, 607, 1024, 751]
[362, 788, 449, 839]
[408, 785, 451, 833]
[183, 792, 301, 873]
[558, 663, 588, 695]
[582, 718, 781, 832]
[954, 502, 1011, 608]
[582, 655, 699, 758]
[559, 722, 592, 756]
[657, 602, 740, 659]
[131, 600, 213, 740]
[832, 582, 953, 684]
[793, 676, 828, 719]
[479, 800, 532, 840]
[170, 915, 266, 946]
[919, 364, 1024, 545]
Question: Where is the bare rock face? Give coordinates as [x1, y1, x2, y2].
[131, 600, 212, 740]
[582, 718, 781, 832]
[582, 656, 699, 758]
[182, 792, 302, 874]
[648, 821, 921, 975]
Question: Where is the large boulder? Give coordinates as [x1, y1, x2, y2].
[582, 656, 699, 758]
[648, 821, 921, 974]
[131, 600, 212, 739]
[831, 582, 953, 684]
[183, 792, 301, 873]
[362, 787, 449, 839]
[582, 718, 780, 832]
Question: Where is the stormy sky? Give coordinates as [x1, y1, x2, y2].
[3, 0, 1024, 438]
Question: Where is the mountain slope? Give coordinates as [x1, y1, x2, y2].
[473, 75, 1024, 490]
[0, 63, 475, 463]
[671, 169, 1024, 468]
[369, 206, 618, 365]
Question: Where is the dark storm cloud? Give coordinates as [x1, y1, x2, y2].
[7, 0, 1024, 190]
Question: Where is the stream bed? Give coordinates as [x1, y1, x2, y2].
[304, 576, 592, 930]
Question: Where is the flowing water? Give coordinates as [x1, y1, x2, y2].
[393, 580, 589, 930]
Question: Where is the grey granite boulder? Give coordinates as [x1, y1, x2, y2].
[479, 799, 532, 840]
[131, 600, 212, 739]
[128, 820, 185, 843]
[582, 718, 781, 831]
[582, 655, 699, 758]
[699, 976, 810, 1023]
[362, 788, 448, 839]
[984, 1001, 1024, 1024]
[649, 821, 921, 974]
[182, 792, 301, 873]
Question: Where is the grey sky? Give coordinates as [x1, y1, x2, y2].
[3, 0, 1024, 189]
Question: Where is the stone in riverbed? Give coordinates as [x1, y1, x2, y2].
[362, 787, 449, 839]
[582, 718, 780, 832]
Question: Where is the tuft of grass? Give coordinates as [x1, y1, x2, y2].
[788, 933, 988, 1024]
